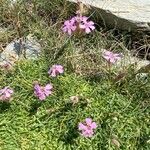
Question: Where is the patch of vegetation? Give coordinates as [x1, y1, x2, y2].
[0, 0, 150, 149]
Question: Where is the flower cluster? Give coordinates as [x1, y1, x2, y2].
[0, 63, 98, 138]
[34, 64, 64, 100]
[0, 87, 13, 101]
[78, 118, 97, 137]
[0, 51, 121, 138]
[0, 50, 122, 101]
[62, 15, 95, 35]
[34, 83, 53, 100]
[0, 0, 124, 139]
[48, 65, 64, 77]
[102, 51, 122, 64]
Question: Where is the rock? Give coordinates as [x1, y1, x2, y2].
[23, 35, 41, 59]
[101, 49, 150, 72]
[115, 54, 150, 72]
[0, 35, 41, 67]
[68, 0, 150, 31]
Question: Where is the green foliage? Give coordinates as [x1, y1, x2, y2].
[0, 0, 150, 150]
[0, 59, 150, 150]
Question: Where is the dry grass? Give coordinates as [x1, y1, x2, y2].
[0, 1, 150, 150]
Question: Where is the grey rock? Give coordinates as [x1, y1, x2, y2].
[0, 35, 41, 66]
[101, 49, 150, 72]
[68, 0, 150, 31]
[116, 54, 150, 72]
[23, 35, 41, 59]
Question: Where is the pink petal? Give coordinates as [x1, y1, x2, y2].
[44, 84, 52, 96]
[39, 93, 46, 100]
[78, 123, 87, 130]
[64, 20, 70, 26]
[45, 84, 53, 90]
[88, 21, 94, 25]
[91, 122, 97, 129]
[81, 16, 88, 22]
[82, 132, 89, 137]
[51, 71, 57, 77]
[44, 91, 52, 96]
[62, 27, 67, 33]
[114, 53, 120, 57]
[114, 54, 122, 60]
[89, 25, 95, 30]
[85, 28, 91, 34]
[82, 129, 94, 137]
[34, 85, 43, 96]
[55, 65, 64, 73]
[67, 29, 72, 35]
[8, 89, 13, 94]
[102, 55, 111, 61]
[109, 57, 116, 63]
[5, 92, 11, 98]
[104, 51, 113, 56]
[58, 69, 64, 74]
[34, 85, 42, 94]
[34, 84, 40, 89]
[71, 26, 76, 31]
[85, 118, 92, 126]
[56, 66, 64, 73]
[70, 17, 76, 24]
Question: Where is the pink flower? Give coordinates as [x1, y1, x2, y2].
[79, 19, 95, 34]
[62, 15, 95, 35]
[78, 118, 97, 137]
[48, 65, 64, 77]
[102, 51, 122, 64]
[34, 83, 53, 100]
[0, 87, 13, 101]
[62, 18, 77, 35]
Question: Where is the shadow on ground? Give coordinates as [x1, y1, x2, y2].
[0, 102, 11, 113]
[29, 101, 43, 115]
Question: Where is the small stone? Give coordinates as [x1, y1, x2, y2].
[24, 35, 41, 59]
[113, 117, 118, 121]
[0, 35, 41, 67]
[111, 138, 120, 148]
[101, 49, 150, 73]
[70, 96, 79, 105]
[46, 108, 55, 114]
[115, 54, 150, 72]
